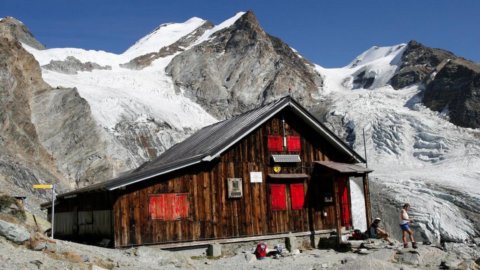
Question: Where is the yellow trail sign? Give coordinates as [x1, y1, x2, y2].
[33, 184, 53, 189]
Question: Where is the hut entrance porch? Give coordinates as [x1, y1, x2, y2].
[313, 161, 373, 245]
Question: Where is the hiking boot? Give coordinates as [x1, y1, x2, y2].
[412, 242, 418, 249]
[403, 243, 409, 248]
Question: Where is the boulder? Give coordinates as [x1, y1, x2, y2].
[0, 195, 26, 221]
[440, 255, 463, 269]
[0, 219, 30, 243]
[285, 233, 297, 252]
[396, 250, 422, 266]
[30, 239, 47, 251]
[45, 241, 58, 253]
[207, 243, 222, 257]
[244, 252, 256, 263]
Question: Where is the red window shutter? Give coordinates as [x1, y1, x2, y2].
[174, 194, 189, 219]
[268, 136, 283, 152]
[270, 184, 286, 210]
[287, 136, 301, 152]
[149, 193, 189, 220]
[290, 183, 305, 210]
[337, 178, 351, 227]
[149, 195, 166, 220]
[164, 194, 175, 220]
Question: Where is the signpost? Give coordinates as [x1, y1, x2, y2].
[33, 184, 56, 239]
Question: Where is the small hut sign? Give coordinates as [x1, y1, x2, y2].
[250, 171, 263, 183]
[227, 178, 243, 198]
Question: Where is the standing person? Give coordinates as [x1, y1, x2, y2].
[400, 203, 417, 248]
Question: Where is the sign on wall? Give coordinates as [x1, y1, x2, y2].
[250, 172, 263, 183]
[227, 178, 243, 198]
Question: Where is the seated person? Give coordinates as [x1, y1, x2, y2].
[367, 217, 394, 245]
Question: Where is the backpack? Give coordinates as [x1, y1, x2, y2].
[352, 229, 366, 240]
[255, 242, 267, 259]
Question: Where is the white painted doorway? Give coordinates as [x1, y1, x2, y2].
[349, 176, 367, 231]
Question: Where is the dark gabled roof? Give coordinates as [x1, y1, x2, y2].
[56, 96, 366, 199]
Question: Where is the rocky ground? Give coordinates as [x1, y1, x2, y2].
[1, 234, 480, 270]
[1, 193, 479, 270]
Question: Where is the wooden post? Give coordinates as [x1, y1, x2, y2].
[333, 176, 342, 245]
[51, 184, 56, 239]
[362, 174, 372, 227]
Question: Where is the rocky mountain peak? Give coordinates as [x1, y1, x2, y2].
[0, 17, 45, 50]
[166, 10, 323, 119]
[390, 40, 457, 89]
[386, 39, 480, 128]
[403, 40, 456, 67]
[228, 10, 263, 34]
[389, 40, 456, 89]
[423, 58, 480, 128]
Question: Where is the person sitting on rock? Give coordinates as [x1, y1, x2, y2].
[400, 203, 417, 248]
[367, 217, 394, 245]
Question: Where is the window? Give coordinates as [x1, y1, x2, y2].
[290, 183, 305, 210]
[149, 193, 189, 220]
[287, 136, 301, 152]
[268, 136, 283, 152]
[270, 184, 287, 210]
[270, 183, 305, 211]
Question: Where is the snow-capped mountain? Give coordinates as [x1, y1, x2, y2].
[0, 11, 479, 244]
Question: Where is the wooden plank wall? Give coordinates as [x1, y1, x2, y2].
[113, 110, 355, 247]
[51, 192, 113, 240]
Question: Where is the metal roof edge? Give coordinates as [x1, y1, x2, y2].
[108, 157, 204, 191]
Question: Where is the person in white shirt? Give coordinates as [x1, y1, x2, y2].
[399, 203, 417, 248]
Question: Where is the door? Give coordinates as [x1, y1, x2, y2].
[337, 177, 352, 228]
[349, 176, 367, 231]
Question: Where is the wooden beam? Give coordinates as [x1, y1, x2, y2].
[115, 230, 335, 249]
[363, 175, 372, 226]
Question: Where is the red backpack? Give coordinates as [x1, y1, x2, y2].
[255, 242, 267, 259]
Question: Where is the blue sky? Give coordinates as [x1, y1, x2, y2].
[1, 0, 479, 67]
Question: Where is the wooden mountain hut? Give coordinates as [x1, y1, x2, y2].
[44, 96, 372, 248]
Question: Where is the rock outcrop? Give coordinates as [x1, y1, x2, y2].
[388, 40, 480, 129]
[31, 86, 133, 188]
[0, 17, 45, 50]
[0, 26, 133, 191]
[166, 11, 323, 119]
[389, 40, 456, 90]
[0, 37, 63, 190]
[43, 56, 111, 74]
[423, 58, 480, 129]
[121, 21, 214, 70]
[0, 220, 30, 244]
